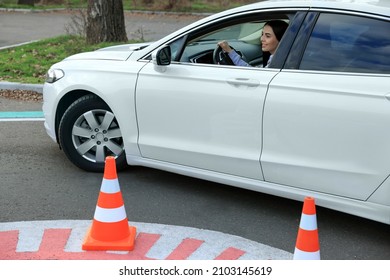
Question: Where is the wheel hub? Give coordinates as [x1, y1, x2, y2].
[94, 131, 105, 143]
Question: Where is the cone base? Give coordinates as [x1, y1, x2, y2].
[293, 247, 320, 260]
[82, 226, 136, 251]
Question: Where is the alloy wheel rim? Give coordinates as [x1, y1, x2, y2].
[71, 109, 124, 163]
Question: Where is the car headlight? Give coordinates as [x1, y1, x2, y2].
[45, 69, 64, 83]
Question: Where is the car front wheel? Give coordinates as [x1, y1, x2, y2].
[58, 94, 127, 172]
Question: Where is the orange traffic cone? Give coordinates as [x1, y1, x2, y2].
[293, 197, 320, 260]
[82, 156, 136, 251]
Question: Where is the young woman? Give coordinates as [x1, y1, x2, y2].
[218, 20, 289, 67]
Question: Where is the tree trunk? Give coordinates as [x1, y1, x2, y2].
[86, 0, 128, 44]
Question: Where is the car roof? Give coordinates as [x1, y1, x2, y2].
[187, 0, 390, 34]
[226, 0, 390, 17]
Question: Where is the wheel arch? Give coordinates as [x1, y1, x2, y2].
[55, 90, 106, 145]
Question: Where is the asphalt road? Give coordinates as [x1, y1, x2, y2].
[0, 9, 389, 260]
[0, 97, 389, 260]
[0, 9, 206, 48]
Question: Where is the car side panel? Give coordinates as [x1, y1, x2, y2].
[45, 59, 144, 157]
[261, 71, 390, 200]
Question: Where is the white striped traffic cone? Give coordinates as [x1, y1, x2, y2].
[293, 197, 320, 260]
[82, 156, 136, 251]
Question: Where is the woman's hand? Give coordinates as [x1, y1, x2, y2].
[218, 41, 233, 53]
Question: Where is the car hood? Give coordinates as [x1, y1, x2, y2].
[64, 42, 151, 61]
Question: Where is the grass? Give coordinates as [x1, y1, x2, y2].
[0, 35, 135, 84]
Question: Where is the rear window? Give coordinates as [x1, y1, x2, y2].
[300, 13, 390, 74]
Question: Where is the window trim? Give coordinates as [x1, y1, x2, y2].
[140, 8, 308, 64]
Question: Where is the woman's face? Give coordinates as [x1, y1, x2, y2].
[261, 24, 279, 54]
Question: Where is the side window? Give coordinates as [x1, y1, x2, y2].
[173, 12, 294, 67]
[300, 13, 390, 74]
[168, 36, 187, 61]
[180, 22, 265, 66]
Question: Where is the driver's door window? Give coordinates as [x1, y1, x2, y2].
[179, 22, 265, 66]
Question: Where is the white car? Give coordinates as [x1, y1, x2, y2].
[43, 0, 390, 225]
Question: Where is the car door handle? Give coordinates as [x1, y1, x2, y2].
[226, 78, 260, 87]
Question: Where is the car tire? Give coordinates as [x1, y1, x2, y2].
[58, 94, 127, 172]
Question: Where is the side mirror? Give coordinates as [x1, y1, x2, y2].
[153, 45, 171, 66]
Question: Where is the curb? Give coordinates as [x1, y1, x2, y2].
[0, 220, 293, 260]
[0, 82, 43, 94]
[0, 40, 39, 51]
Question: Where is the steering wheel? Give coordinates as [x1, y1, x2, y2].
[213, 45, 235, 65]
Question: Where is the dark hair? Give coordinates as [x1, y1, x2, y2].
[265, 20, 289, 41]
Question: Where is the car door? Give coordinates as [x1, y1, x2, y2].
[136, 60, 279, 180]
[261, 12, 390, 199]
[134, 12, 300, 180]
